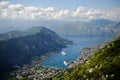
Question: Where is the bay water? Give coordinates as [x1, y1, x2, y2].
[41, 36, 112, 68]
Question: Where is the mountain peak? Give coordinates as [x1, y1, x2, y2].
[0, 26, 51, 41]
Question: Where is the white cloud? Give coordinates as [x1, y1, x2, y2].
[53, 10, 69, 19]
[71, 6, 103, 21]
[72, 6, 86, 17]
[0, 1, 120, 21]
[8, 4, 23, 10]
[0, 1, 9, 9]
[86, 9, 102, 19]
[44, 7, 54, 12]
[102, 8, 120, 20]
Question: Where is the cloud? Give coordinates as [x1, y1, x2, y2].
[0, 1, 9, 9]
[53, 10, 69, 19]
[72, 6, 86, 17]
[72, 7, 103, 20]
[102, 8, 120, 20]
[44, 7, 54, 12]
[0, 1, 120, 21]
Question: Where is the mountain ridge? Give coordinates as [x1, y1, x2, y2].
[0, 26, 53, 41]
[55, 19, 120, 37]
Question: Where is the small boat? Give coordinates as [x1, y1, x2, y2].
[63, 61, 68, 66]
[61, 51, 66, 55]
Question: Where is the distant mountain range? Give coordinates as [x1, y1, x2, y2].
[0, 19, 120, 37]
[54, 19, 120, 37]
[0, 27, 72, 73]
[52, 36, 120, 80]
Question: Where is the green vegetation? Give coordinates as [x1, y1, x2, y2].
[52, 37, 120, 80]
[35, 70, 43, 73]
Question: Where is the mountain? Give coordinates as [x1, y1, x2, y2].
[0, 27, 72, 73]
[55, 19, 120, 37]
[0, 26, 51, 41]
[52, 36, 120, 80]
[0, 31, 24, 41]
[90, 19, 113, 26]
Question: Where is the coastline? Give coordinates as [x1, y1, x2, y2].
[68, 44, 106, 68]
[9, 51, 63, 80]
[8, 43, 73, 80]
[7, 38, 108, 79]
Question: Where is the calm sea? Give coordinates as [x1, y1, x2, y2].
[41, 36, 112, 68]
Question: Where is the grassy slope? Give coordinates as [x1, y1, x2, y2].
[52, 37, 120, 80]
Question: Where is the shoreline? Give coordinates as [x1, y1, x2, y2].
[8, 48, 67, 80]
[9, 52, 63, 80]
[68, 44, 106, 68]
[8, 40, 74, 80]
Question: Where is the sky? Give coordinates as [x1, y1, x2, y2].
[4, 0, 120, 10]
[0, 0, 120, 21]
